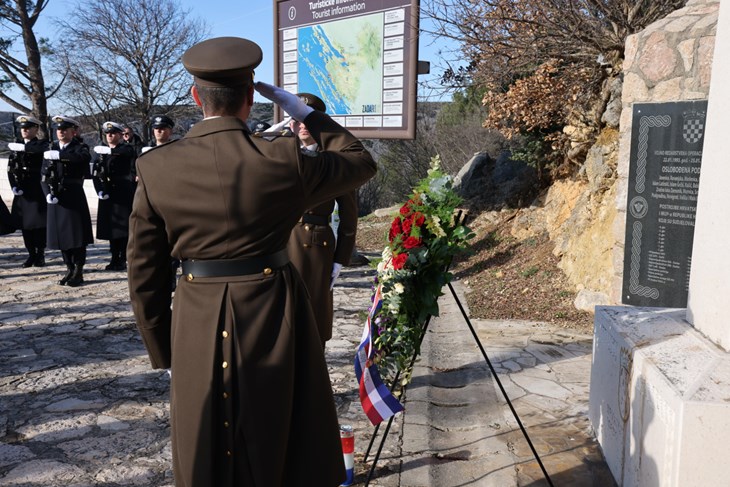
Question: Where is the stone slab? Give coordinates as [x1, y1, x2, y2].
[590, 306, 730, 486]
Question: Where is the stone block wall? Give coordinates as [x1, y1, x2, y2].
[610, 0, 720, 302]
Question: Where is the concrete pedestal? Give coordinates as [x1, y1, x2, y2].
[589, 306, 730, 486]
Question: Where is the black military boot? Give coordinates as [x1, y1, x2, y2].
[33, 248, 45, 267]
[66, 264, 85, 287]
[105, 254, 118, 271]
[59, 264, 74, 285]
[22, 249, 36, 268]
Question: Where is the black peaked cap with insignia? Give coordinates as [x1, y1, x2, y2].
[182, 37, 262, 87]
[296, 93, 326, 113]
[151, 115, 175, 129]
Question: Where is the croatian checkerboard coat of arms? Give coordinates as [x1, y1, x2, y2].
[682, 109, 706, 144]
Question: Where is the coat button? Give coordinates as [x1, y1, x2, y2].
[223, 392, 228, 399]
[226, 450, 232, 457]
[224, 421, 230, 428]
[304, 225, 310, 231]
[222, 330, 229, 338]
[323, 241, 327, 246]
[186, 273, 194, 281]
[263, 268, 272, 275]
[222, 361, 228, 369]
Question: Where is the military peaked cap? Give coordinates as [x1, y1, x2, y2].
[102, 121, 125, 133]
[16, 115, 42, 128]
[52, 115, 80, 129]
[151, 115, 175, 129]
[296, 93, 326, 113]
[248, 119, 272, 133]
[182, 37, 262, 87]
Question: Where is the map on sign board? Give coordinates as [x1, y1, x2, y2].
[275, 0, 418, 139]
[298, 15, 383, 115]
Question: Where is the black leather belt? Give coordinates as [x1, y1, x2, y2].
[300, 214, 329, 225]
[181, 249, 289, 279]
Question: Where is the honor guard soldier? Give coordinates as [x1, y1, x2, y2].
[41, 115, 94, 287]
[7, 115, 49, 266]
[92, 121, 137, 270]
[127, 36, 376, 487]
[287, 93, 360, 348]
[141, 115, 175, 154]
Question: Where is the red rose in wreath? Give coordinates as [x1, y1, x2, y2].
[389, 217, 402, 241]
[412, 211, 425, 226]
[392, 253, 408, 269]
[403, 236, 422, 249]
[401, 216, 413, 234]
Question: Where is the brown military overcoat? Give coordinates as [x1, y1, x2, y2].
[288, 187, 358, 344]
[127, 111, 376, 487]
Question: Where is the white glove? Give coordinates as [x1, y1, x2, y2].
[330, 262, 343, 290]
[98, 191, 110, 200]
[141, 146, 153, 154]
[264, 117, 292, 133]
[93, 145, 112, 155]
[12, 187, 23, 196]
[166, 369, 172, 378]
[8, 142, 25, 152]
[254, 82, 314, 122]
[44, 150, 60, 160]
[46, 194, 58, 204]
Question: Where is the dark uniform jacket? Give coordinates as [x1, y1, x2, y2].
[0, 194, 15, 235]
[93, 143, 137, 240]
[8, 137, 48, 230]
[127, 111, 376, 487]
[41, 139, 93, 250]
[288, 140, 359, 343]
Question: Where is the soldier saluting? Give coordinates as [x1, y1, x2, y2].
[41, 115, 93, 287]
[92, 121, 137, 271]
[7, 115, 48, 267]
[127, 36, 376, 487]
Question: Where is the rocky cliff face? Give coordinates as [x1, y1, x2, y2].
[505, 0, 719, 312]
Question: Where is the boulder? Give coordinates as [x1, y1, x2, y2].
[453, 151, 538, 209]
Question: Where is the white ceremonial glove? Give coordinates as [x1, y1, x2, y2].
[93, 145, 112, 155]
[12, 187, 23, 196]
[98, 191, 110, 200]
[46, 194, 58, 204]
[330, 262, 343, 290]
[141, 146, 153, 154]
[166, 369, 172, 378]
[8, 142, 25, 152]
[264, 117, 292, 133]
[254, 82, 314, 122]
[44, 150, 60, 160]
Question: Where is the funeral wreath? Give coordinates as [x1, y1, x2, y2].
[367, 156, 474, 388]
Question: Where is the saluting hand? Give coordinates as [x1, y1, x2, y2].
[254, 82, 314, 122]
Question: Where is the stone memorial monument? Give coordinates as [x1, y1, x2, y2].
[590, 0, 730, 485]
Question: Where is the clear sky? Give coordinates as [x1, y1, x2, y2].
[1, 0, 457, 113]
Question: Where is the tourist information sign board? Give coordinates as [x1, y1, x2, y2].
[274, 0, 419, 139]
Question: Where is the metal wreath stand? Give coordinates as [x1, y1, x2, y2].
[361, 213, 555, 487]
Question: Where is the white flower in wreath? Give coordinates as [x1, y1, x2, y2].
[431, 215, 447, 238]
[428, 175, 451, 196]
[394, 282, 405, 294]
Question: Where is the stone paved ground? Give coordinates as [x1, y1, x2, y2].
[0, 229, 614, 486]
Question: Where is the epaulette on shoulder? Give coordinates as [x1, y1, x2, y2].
[251, 129, 294, 141]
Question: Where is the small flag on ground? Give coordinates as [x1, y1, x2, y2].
[354, 283, 404, 425]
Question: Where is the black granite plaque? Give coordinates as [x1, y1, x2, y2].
[622, 101, 707, 307]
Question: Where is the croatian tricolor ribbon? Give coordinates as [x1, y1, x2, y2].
[354, 283, 404, 425]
